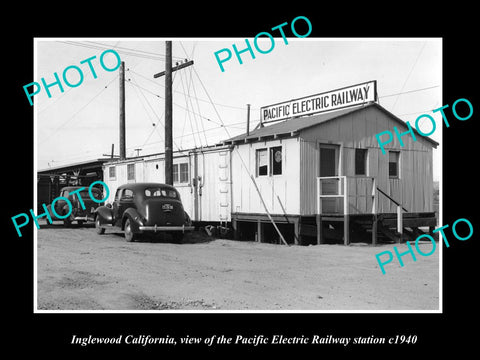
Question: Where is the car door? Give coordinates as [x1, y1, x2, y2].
[112, 189, 122, 227]
[113, 188, 135, 227]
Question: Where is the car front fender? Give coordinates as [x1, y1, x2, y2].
[95, 206, 114, 225]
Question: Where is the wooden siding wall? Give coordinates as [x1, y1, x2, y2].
[299, 106, 434, 215]
[231, 137, 300, 216]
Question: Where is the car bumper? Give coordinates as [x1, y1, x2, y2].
[138, 225, 195, 232]
[73, 216, 94, 222]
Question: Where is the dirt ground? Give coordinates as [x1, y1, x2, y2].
[36, 224, 440, 311]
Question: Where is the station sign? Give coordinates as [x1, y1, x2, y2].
[260, 80, 377, 123]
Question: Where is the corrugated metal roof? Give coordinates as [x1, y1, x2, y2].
[225, 105, 369, 142]
[224, 102, 438, 147]
[37, 158, 112, 174]
[225, 104, 370, 143]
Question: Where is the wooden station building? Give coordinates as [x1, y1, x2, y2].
[224, 81, 438, 245]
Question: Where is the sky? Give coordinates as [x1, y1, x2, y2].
[34, 38, 442, 180]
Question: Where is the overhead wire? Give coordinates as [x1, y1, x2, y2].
[127, 75, 159, 128]
[178, 69, 198, 148]
[57, 41, 168, 62]
[126, 69, 185, 152]
[390, 41, 427, 112]
[180, 57, 207, 147]
[378, 85, 439, 99]
[178, 41, 204, 147]
[178, 44, 205, 147]
[126, 78, 231, 128]
[37, 85, 75, 114]
[189, 66, 209, 146]
[84, 41, 185, 60]
[128, 68, 254, 111]
[38, 74, 118, 145]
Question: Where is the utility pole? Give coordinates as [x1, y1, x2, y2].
[153, 41, 194, 185]
[119, 61, 126, 160]
[164, 42, 173, 185]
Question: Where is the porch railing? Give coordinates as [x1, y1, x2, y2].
[316, 176, 377, 216]
[316, 176, 408, 243]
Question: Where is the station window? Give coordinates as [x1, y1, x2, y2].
[270, 146, 282, 175]
[127, 163, 135, 181]
[388, 151, 400, 178]
[256, 146, 283, 176]
[355, 148, 368, 175]
[109, 166, 116, 180]
[256, 148, 268, 176]
[173, 163, 189, 184]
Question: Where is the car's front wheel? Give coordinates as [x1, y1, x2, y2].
[95, 216, 105, 235]
[124, 218, 136, 242]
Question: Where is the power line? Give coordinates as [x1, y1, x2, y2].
[189, 66, 209, 146]
[39, 75, 118, 145]
[37, 85, 74, 114]
[57, 41, 167, 62]
[128, 68, 254, 111]
[127, 73, 185, 152]
[126, 79, 229, 128]
[390, 41, 427, 112]
[84, 41, 184, 60]
[379, 84, 440, 99]
[178, 69, 198, 148]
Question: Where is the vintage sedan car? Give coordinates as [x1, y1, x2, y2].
[94, 182, 194, 242]
[46, 186, 104, 226]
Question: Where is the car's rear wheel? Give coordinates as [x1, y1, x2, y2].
[95, 216, 105, 235]
[124, 218, 136, 242]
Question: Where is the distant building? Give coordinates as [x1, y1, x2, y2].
[37, 159, 111, 211]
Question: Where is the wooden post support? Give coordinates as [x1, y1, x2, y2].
[257, 220, 263, 243]
[397, 205, 403, 243]
[316, 214, 323, 245]
[232, 218, 238, 240]
[343, 176, 349, 245]
[372, 214, 377, 246]
[293, 218, 300, 245]
[344, 215, 350, 245]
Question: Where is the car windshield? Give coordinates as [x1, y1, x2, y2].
[144, 187, 178, 199]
